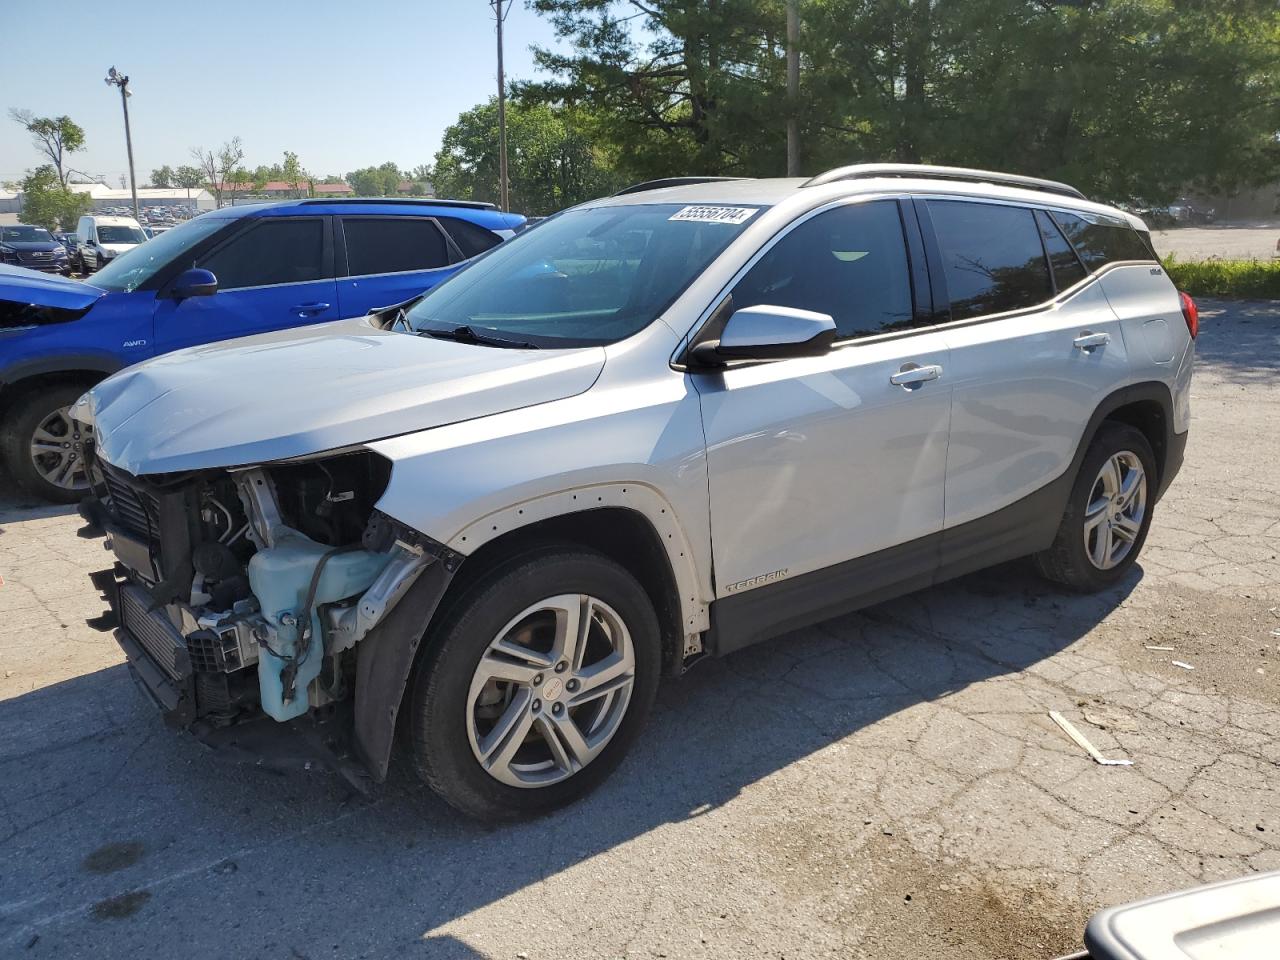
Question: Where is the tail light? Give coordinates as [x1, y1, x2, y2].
[1179, 291, 1199, 339]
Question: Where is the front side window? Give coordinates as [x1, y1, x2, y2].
[197, 218, 326, 290]
[927, 200, 1052, 321]
[729, 200, 914, 339]
[405, 202, 756, 347]
[341, 217, 449, 276]
[1050, 211, 1154, 271]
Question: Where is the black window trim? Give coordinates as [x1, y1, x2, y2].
[1033, 208, 1088, 296]
[192, 214, 335, 292]
[334, 214, 461, 279]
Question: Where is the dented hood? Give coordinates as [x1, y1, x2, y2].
[86, 316, 605, 475]
[0, 263, 104, 310]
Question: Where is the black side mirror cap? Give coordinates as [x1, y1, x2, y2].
[164, 267, 218, 300]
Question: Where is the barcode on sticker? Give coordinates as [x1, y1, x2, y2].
[669, 205, 758, 225]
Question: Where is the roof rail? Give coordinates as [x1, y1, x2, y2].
[802, 164, 1086, 200]
[295, 197, 497, 210]
[613, 176, 749, 197]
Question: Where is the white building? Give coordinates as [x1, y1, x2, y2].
[66, 183, 216, 214]
[0, 189, 20, 214]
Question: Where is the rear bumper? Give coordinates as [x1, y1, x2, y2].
[1157, 430, 1188, 502]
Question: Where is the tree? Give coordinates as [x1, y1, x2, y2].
[18, 165, 92, 230]
[345, 162, 404, 197]
[174, 165, 205, 198]
[410, 164, 433, 182]
[150, 165, 174, 188]
[191, 137, 245, 208]
[433, 98, 622, 214]
[9, 110, 86, 188]
[282, 150, 310, 197]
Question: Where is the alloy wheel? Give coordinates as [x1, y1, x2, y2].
[29, 405, 93, 492]
[1083, 450, 1147, 570]
[466, 593, 636, 788]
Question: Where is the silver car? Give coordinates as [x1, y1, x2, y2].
[76, 165, 1196, 820]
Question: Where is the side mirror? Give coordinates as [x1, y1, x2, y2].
[691, 304, 837, 365]
[166, 268, 218, 300]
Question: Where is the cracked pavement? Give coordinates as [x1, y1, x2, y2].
[1, 299, 1277, 959]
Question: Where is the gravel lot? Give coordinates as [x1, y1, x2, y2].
[1, 300, 1278, 959]
[1152, 221, 1279, 261]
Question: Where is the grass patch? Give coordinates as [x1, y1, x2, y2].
[1162, 256, 1280, 300]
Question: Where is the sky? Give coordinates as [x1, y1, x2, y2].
[2, 0, 569, 187]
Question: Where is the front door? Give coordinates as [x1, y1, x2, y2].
[152, 216, 339, 353]
[694, 199, 952, 618]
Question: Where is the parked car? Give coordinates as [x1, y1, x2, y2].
[73, 165, 1195, 821]
[73, 214, 147, 272]
[51, 231, 79, 256]
[1167, 197, 1216, 224]
[0, 198, 523, 501]
[0, 224, 71, 275]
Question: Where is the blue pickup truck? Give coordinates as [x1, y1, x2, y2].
[0, 198, 524, 501]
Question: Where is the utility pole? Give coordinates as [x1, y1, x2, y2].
[104, 67, 140, 223]
[491, 0, 511, 211]
[785, 0, 800, 176]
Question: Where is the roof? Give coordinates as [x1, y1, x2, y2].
[66, 184, 212, 201]
[82, 214, 141, 225]
[202, 198, 525, 231]
[588, 168, 1141, 229]
[313, 182, 354, 194]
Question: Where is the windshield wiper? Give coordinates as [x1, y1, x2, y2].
[419, 324, 539, 350]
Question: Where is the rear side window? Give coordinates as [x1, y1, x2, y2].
[1050, 211, 1154, 270]
[198, 218, 326, 289]
[730, 200, 914, 340]
[927, 201, 1052, 321]
[341, 217, 449, 276]
[1034, 209, 1088, 291]
[437, 216, 502, 259]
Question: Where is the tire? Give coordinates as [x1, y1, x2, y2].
[409, 547, 662, 821]
[0, 384, 95, 504]
[1034, 422, 1157, 592]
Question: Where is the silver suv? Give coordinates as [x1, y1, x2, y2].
[77, 165, 1195, 820]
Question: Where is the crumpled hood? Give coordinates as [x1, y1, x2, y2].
[85, 316, 605, 475]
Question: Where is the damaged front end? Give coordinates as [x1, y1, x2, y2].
[81, 445, 460, 782]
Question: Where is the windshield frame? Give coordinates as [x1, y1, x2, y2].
[1, 226, 55, 243]
[404, 201, 762, 349]
[90, 216, 236, 293]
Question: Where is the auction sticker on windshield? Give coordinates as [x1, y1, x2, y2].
[668, 205, 759, 225]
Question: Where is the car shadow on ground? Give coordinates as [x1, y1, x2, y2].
[1196, 299, 1280, 383]
[0, 557, 1139, 956]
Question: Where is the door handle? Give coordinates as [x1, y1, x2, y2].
[890, 363, 943, 388]
[1073, 331, 1110, 352]
[291, 302, 331, 317]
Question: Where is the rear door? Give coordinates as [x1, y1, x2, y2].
[152, 216, 338, 352]
[335, 216, 456, 316]
[922, 198, 1130, 565]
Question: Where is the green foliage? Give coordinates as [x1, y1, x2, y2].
[19, 165, 92, 230]
[1163, 257, 1280, 300]
[173, 165, 205, 193]
[432, 98, 623, 215]
[346, 162, 404, 197]
[281, 151, 309, 196]
[150, 165, 174, 188]
[523, 0, 1280, 202]
[9, 110, 86, 188]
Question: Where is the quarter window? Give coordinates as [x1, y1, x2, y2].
[1050, 211, 1154, 270]
[730, 200, 915, 339]
[927, 200, 1052, 321]
[198, 219, 326, 289]
[1034, 209, 1088, 291]
[437, 216, 502, 259]
[341, 217, 450, 276]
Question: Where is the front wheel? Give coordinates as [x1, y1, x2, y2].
[0, 384, 96, 503]
[409, 548, 661, 821]
[1034, 422, 1156, 592]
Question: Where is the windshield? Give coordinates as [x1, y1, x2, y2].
[92, 216, 230, 292]
[405, 202, 760, 347]
[1, 226, 53, 243]
[98, 225, 147, 244]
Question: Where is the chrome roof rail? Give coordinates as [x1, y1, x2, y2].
[613, 176, 749, 196]
[801, 163, 1086, 200]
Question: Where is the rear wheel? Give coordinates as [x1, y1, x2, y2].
[0, 384, 95, 503]
[409, 548, 661, 821]
[1034, 422, 1156, 592]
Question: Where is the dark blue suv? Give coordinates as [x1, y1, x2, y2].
[0, 198, 523, 501]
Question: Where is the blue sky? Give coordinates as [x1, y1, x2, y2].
[3, 0, 569, 186]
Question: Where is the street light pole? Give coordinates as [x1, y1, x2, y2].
[490, 0, 511, 211]
[104, 67, 140, 224]
[785, 0, 800, 176]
